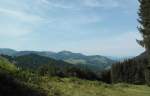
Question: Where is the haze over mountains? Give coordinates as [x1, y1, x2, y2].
[0, 48, 116, 71]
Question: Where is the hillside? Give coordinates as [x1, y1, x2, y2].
[40, 77, 150, 96]
[111, 51, 148, 84]
[52, 51, 115, 70]
[0, 48, 116, 71]
[1, 54, 101, 80]
[0, 56, 150, 96]
[13, 54, 74, 70]
[0, 56, 47, 96]
[0, 48, 17, 56]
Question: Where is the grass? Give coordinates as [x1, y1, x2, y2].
[1, 56, 150, 96]
[37, 77, 150, 96]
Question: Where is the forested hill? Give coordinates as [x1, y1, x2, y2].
[1, 54, 150, 96]
[1, 49, 148, 85]
[111, 51, 148, 84]
[0, 56, 47, 96]
[13, 54, 74, 69]
[0, 48, 115, 71]
[1, 54, 102, 81]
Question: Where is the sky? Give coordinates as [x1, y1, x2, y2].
[0, 0, 145, 57]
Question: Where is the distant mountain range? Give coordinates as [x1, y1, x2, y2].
[0, 48, 17, 56]
[0, 48, 116, 71]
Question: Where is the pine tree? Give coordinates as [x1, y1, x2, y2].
[138, 0, 150, 85]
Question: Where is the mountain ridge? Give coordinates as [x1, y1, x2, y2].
[0, 48, 116, 71]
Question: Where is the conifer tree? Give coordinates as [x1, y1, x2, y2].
[138, 0, 150, 85]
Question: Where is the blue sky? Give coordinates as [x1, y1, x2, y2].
[0, 0, 145, 56]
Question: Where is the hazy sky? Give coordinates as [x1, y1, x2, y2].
[0, 0, 145, 56]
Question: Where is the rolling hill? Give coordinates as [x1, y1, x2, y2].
[0, 56, 47, 96]
[13, 54, 74, 70]
[0, 48, 116, 71]
[1, 56, 150, 96]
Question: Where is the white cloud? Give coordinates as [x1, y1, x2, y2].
[60, 15, 102, 24]
[0, 0, 140, 56]
[0, 25, 32, 37]
[44, 15, 102, 32]
[39, 0, 120, 10]
[0, 7, 45, 38]
[40, 0, 50, 4]
[98, 31, 144, 56]
[82, 0, 119, 8]
[0, 7, 44, 22]
[39, 0, 74, 9]
[67, 31, 144, 56]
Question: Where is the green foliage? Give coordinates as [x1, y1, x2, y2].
[0, 56, 17, 73]
[52, 51, 115, 71]
[111, 59, 147, 84]
[38, 63, 101, 81]
[100, 69, 111, 83]
[0, 72, 47, 96]
[42, 77, 150, 96]
[13, 54, 74, 70]
[0, 48, 116, 72]
[2, 54, 102, 81]
[0, 57, 47, 96]
[138, 0, 150, 85]
[1, 56, 150, 96]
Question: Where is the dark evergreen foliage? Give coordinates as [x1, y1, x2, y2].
[100, 69, 111, 83]
[0, 71, 47, 96]
[111, 58, 148, 84]
[0, 56, 47, 96]
[138, 0, 150, 85]
[38, 62, 101, 81]
[1, 54, 103, 81]
[13, 54, 73, 70]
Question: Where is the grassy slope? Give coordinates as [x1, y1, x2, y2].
[38, 77, 150, 96]
[0, 56, 150, 96]
[0, 56, 47, 96]
[0, 56, 17, 73]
